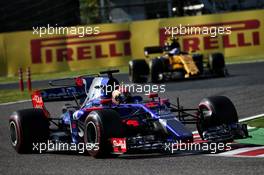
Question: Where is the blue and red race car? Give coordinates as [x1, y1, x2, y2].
[9, 70, 249, 158]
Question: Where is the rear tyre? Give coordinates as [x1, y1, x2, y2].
[84, 109, 123, 158]
[129, 60, 149, 83]
[149, 58, 163, 83]
[197, 96, 238, 139]
[159, 57, 170, 72]
[209, 53, 226, 76]
[9, 109, 49, 153]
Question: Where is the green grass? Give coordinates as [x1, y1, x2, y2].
[243, 116, 264, 128]
[236, 127, 264, 145]
[226, 54, 264, 64]
[0, 89, 30, 104]
[0, 66, 128, 84]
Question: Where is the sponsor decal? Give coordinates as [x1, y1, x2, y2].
[160, 19, 261, 52]
[111, 138, 127, 153]
[31, 91, 44, 109]
[30, 31, 131, 64]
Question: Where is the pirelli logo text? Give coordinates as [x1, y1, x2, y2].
[30, 31, 131, 64]
[160, 19, 261, 52]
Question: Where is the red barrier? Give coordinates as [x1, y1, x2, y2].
[26, 67, 32, 92]
[18, 68, 24, 92]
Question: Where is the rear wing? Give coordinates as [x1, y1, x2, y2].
[31, 86, 86, 118]
[33, 86, 86, 102]
[144, 46, 163, 56]
[32, 86, 85, 106]
[31, 76, 93, 112]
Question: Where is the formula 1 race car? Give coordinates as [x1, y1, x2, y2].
[129, 39, 227, 83]
[9, 70, 248, 158]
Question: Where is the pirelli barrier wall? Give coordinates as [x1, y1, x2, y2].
[0, 9, 263, 76]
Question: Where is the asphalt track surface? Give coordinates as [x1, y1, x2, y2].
[1, 62, 264, 175]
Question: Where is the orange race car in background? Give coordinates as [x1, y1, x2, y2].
[129, 38, 228, 83]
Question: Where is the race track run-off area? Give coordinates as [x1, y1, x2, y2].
[0, 62, 264, 175]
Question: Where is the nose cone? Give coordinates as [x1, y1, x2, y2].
[166, 119, 193, 141]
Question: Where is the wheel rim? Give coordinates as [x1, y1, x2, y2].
[86, 122, 97, 144]
[199, 105, 212, 120]
[10, 121, 18, 146]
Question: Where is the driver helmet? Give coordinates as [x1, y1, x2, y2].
[112, 87, 132, 104]
[169, 48, 180, 55]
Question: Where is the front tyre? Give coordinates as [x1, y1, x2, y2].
[149, 58, 164, 83]
[84, 109, 123, 158]
[197, 96, 238, 141]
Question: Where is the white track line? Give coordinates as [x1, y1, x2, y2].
[0, 99, 31, 106]
[239, 113, 264, 122]
[257, 154, 264, 157]
[209, 146, 264, 158]
[217, 146, 264, 156]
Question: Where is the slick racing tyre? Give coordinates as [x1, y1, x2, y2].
[9, 109, 49, 153]
[208, 53, 226, 76]
[192, 54, 203, 74]
[84, 109, 123, 158]
[149, 58, 164, 83]
[129, 59, 149, 83]
[197, 96, 238, 139]
[159, 57, 170, 72]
